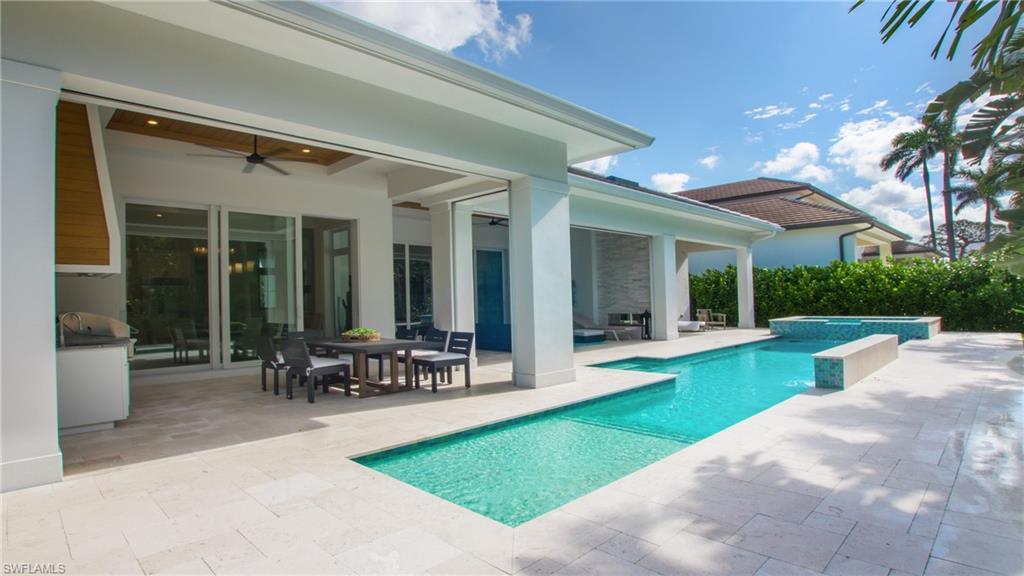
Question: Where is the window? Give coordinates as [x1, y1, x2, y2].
[394, 244, 432, 328]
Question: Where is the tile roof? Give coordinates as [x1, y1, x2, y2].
[677, 177, 809, 203]
[675, 177, 910, 239]
[715, 197, 868, 229]
[861, 240, 940, 257]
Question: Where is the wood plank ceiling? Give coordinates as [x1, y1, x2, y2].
[106, 110, 355, 166]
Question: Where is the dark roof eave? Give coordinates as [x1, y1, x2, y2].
[782, 218, 872, 231]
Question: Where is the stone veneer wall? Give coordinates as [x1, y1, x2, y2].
[594, 231, 651, 323]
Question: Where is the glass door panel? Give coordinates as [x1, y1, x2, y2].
[408, 245, 432, 329]
[330, 224, 354, 335]
[125, 204, 210, 370]
[226, 212, 297, 362]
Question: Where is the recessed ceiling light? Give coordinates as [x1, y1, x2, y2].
[301, 148, 311, 154]
[155, 213, 163, 218]
[146, 119, 159, 126]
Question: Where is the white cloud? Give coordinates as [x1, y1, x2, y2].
[699, 154, 720, 169]
[743, 130, 764, 144]
[843, 178, 924, 212]
[329, 0, 532, 60]
[754, 142, 833, 183]
[828, 114, 920, 182]
[915, 81, 934, 95]
[573, 155, 617, 175]
[794, 164, 834, 183]
[778, 113, 817, 130]
[650, 172, 692, 192]
[841, 180, 934, 239]
[856, 99, 889, 115]
[808, 102, 822, 109]
[818, 93, 834, 101]
[744, 104, 796, 120]
[838, 98, 851, 112]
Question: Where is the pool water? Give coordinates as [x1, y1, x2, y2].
[355, 338, 840, 526]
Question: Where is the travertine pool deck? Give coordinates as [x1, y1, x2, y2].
[2, 330, 1021, 576]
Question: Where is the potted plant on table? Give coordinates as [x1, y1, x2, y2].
[341, 327, 381, 342]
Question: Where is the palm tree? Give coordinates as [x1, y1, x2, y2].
[934, 114, 961, 260]
[879, 127, 941, 250]
[952, 162, 1007, 243]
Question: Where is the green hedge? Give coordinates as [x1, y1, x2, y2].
[689, 258, 1024, 332]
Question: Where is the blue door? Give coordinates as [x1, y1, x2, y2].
[475, 250, 511, 351]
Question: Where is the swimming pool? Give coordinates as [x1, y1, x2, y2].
[355, 338, 839, 526]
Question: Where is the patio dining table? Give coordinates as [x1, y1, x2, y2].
[304, 337, 444, 397]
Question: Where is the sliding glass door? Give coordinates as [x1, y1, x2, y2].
[125, 204, 351, 370]
[125, 203, 211, 371]
[223, 211, 298, 364]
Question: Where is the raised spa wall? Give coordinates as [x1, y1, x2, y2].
[770, 316, 942, 344]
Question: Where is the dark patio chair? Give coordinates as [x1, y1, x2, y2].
[401, 327, 448, 380]
[256, 337, 287, 395]
[284, 329, 329, 357]
[365, 326, 418, 379]
[413, 331, 474, 393]
[278, 339, 351, 403]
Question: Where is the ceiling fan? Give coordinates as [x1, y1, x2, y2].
[186, 135, 317, 176]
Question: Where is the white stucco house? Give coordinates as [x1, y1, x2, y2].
[1, 1, 782, 491]
[674, 178, 910, 273]
[861, 240, 942, 261]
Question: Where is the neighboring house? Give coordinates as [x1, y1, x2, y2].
[674, 178, 909, 273]
[861, 241, 942, 261]
[1, 1, 780, 490]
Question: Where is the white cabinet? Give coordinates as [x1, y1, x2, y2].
[57, 345, 130, 435]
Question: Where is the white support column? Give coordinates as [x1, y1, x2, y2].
[878, 242, 893, 263]
[675, 242, 690, 322]
[509, 176, 575, 388]
[430, 204, 455, 332]
[650, 234, 679, 341]
[1, 60, 63, 490]
[429, 202, 476, 360]
[452, 204, 476, 361]
[736, 246, 755, 329]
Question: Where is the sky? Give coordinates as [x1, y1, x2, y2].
[327, 1, 992, 240]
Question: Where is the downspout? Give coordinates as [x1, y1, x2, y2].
[839, 224, 874, 262]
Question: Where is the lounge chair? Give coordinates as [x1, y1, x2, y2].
[696, 309, 727, 330]
[677, 316, 703, 332]
[573, 314, 637, 342]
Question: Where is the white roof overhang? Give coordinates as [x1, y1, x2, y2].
[568, 173, 783, 236]
[100, 0, 654, 163]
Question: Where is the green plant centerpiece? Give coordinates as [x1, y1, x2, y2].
[341, 327, 381, 342]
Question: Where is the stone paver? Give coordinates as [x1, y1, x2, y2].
[1, 331, 1020, 576]
[726, 515, 844, 572]
[837, 522, 933, 575]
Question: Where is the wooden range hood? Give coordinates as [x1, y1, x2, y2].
[55, 100, 120, 274]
